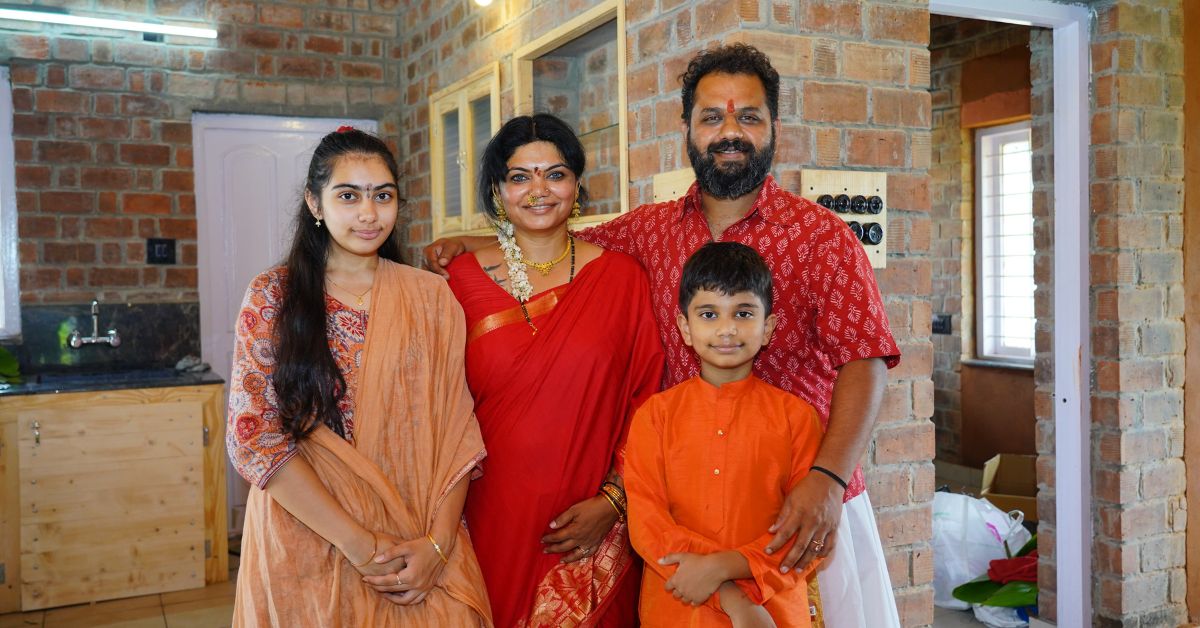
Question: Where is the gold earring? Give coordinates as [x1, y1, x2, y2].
[571, 200, 581, 220]
[492, 189, 507, 222]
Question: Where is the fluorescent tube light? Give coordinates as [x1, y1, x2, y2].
[0, 8, 218, 39]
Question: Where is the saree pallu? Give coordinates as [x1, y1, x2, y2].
[234, 260, 492, 627]
[447, 250, 665, 628]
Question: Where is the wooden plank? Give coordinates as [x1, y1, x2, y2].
[198, 386, 229, 584]
[22, 513, 201, 553]
[18, 426, 200, 468]
[20, 456, 201, 489]
[21, 547, 201, 612]
[1185, 0, 1200, 620]
[21, 482, 203, 525]
[13, 403, 202, 438]
[0, 421, 20, 613]
[20, 535, 203, 582]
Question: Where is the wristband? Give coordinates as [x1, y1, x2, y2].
[810, 465, 848, 491]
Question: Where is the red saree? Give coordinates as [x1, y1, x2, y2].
[446, 250, 664, 628]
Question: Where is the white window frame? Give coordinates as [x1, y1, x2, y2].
[974, 120, 1035, 364]
[0, 66, 21, 339]
[429, 63, 500, 238]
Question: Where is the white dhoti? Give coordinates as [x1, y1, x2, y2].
[815, 492, 902, 628]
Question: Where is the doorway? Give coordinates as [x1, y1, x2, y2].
[927, 0, 1090, 624]
[192, 113, 377, 533]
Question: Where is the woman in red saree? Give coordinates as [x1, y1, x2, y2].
[443, 114, 664, 626]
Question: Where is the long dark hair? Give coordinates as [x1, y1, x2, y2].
[477, 113, 588, 220]
[273, 128, 404, 441]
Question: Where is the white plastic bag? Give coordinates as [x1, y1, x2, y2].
[931, 492, 1032, 610]
[973, 604, 1027, 627]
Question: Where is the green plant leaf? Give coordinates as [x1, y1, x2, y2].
[952, 575, 1002, 604]
[1016, 534, 1037, 557]
[0, 345, 20, 379]
[981, 581, 1038, 607]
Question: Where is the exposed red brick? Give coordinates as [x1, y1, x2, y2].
[121, 193, 172, 214]
[119, 144, 171, 166]
[803, 82, 867, 123]
[39, 191, 94, 214]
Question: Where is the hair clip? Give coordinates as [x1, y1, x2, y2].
[336, 125, 355, 133]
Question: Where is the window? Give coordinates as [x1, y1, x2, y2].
[0, 67, 20, 338]
[975, 121, 1034, 363]
[430, 64, 500, 238]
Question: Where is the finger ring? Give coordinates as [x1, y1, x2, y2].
[580, 546, 590, 554]
[810, 540, 824, 550]
[395, 575, 403, 586]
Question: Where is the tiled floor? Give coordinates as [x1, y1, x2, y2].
[934, 605, 987, 627]
[0, 576, 235, 628]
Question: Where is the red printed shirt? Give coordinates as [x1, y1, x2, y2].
[578, 176, 900, 500]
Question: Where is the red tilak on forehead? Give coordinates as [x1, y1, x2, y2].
[726, 99, 736, 113]
[533, 166, 541, 175]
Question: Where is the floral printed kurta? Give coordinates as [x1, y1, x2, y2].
[226, 267, 368, 488]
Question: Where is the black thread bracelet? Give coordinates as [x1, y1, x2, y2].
[810, 465, 848, 491]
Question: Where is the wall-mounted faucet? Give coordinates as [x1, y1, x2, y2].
[68, 300, 121, 349]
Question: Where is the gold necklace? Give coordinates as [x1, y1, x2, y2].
[326, 276, 371, 307]
[521, 236, 572, 276]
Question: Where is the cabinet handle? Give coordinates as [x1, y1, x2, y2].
[32, 420, 40, 446]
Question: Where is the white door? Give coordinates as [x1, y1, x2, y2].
[193, 114, 377, 531]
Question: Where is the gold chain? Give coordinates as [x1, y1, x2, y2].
[521, 237, 572, 276]
[326, 276, 371, 307]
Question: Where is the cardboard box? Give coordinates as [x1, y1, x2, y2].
[981, 454, 1038, 522]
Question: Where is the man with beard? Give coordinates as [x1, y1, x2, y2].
[425, 44, 902, 627]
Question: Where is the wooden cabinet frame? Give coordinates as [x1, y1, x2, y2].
[430, 63, 501, 238]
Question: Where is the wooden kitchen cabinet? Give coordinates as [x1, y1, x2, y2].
[0, 384, 228, 612]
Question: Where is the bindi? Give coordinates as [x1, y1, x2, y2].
[533, 166, 542, 176]
[726, 99, 736, 114]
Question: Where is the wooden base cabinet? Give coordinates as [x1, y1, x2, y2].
[0, 384, 228, 612]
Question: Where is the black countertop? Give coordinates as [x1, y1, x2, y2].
[0, 368, 224, 397]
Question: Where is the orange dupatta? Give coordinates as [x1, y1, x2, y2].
[233, 260, 492, 627]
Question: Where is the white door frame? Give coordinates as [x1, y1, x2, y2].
[929, 0, 1092, 623]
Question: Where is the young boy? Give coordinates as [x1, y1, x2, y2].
[625, 242, 824, 628]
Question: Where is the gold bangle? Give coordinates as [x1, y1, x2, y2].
[427, 533, 449, 565]
[349, 534, 378, 568]
[600, 482, 627, 513]
[599, 490, 625, 522]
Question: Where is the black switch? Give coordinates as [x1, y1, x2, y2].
[816, 194, 834, 209]
[861, 222, 884, 245]
[147, 238, 176, 264]
[846, 221, 863, 241]
[932, 314, 952, 335]
[867, 195, 884, 214]
[832, 194, 851, 213]
[850, 195, 868, 214]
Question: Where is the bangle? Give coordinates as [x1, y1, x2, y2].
[599, 481, 627, 517]
[599, 489, 625, 522]
[349, 534, 378, 568]
[427, 533, 450, 565]
[810, 465, 848, 491]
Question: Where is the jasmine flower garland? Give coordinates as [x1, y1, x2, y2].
[496, 220, 534, 303]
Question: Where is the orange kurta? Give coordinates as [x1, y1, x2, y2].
[624, 375, 823, 628]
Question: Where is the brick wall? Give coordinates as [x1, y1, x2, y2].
[1089, 0, 1189, 624]
[1, 2, 404, 305]
[927, 17, 1031, 464]
[397, 1, 934, 624]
